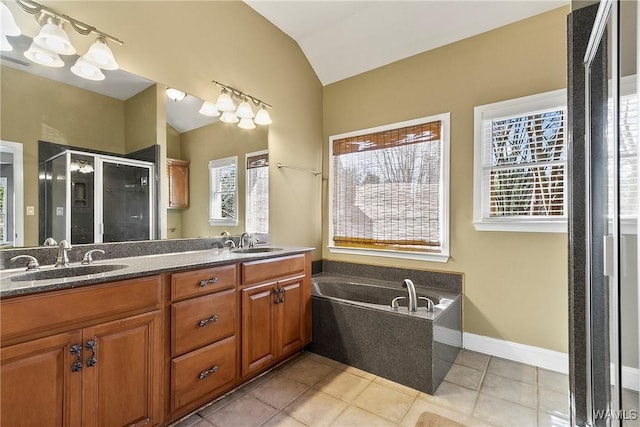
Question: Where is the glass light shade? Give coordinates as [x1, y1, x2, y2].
[1, 34, 12, 52]
[238, 118, 256, 130]
[215, 89, 236, 112]
[84, 37, 118, 70]
[220, 111, 239, 124]
[24, 42, 64, 67]
[254, 107, 272, 125]
[199, 101, 220, 117]
[71, 57, 105, 81]
[34, 19, 76, 55]
[235, 99, 255, 119]
[166, 88, 186, 101]
[1, 3, 21, 36]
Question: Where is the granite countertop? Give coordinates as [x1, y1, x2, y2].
[0, 246, 314, 298]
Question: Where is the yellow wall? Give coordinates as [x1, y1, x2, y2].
[180, 123, 268, 238]
[0, 66, 126, 245]
[6, 1, 324, 255]
[322, 7, 569, 352]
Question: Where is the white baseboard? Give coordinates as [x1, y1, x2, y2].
[463, 332, 569, 374]
[463, 333, 639, 392]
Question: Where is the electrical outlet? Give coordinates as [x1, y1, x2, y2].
[56, 207, 64, 216]
[26, 206, 35, 216]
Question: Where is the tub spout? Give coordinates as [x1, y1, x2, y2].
[402, 279, 417, 312]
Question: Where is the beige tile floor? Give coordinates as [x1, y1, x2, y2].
[169, 349, 614, 427]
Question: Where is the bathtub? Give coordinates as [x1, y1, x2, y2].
[308, 274, 461, 394]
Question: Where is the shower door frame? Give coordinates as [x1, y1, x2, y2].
[43, 149, 155, 244]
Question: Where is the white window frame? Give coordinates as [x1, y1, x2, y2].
[328, 113, 450, 263]
[209, 156, 238, 226]
[473, 89, 568, 233]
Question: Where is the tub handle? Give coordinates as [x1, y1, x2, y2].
[391, 296, 406, 310]
[418, 297, 435, 311]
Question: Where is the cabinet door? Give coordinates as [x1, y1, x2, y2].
[82, 311, 162, 427]
[168, 159, 189, 209]
[1, 331, 83, 427]
[241, 283, 276, 377]
[276, 276, 305, 357]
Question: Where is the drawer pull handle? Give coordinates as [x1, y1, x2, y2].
[85, 340, 97, 367]
[198, 315, 219, 327]
[70, 344, 82, 372]
[199, 277, 219, 287]
[198, 365, 219, 380]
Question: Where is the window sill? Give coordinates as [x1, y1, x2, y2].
[209, 220, 239, 227]
[328, 245, 450, 263]
[473, 220, 567, 233]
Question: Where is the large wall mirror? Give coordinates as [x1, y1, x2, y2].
[1, 34, 268, 248]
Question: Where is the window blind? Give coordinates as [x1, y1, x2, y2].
[246, 152, 269, 233]
[610, 92, 638, 219]
[482, 108, 566, 218]
[332, 121, 443, 252]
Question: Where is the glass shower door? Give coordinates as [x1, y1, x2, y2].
[584, 0, 639, 425]
[99, 159, 153, 243]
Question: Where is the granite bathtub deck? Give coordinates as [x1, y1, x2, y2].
[0, 246, 313, 298]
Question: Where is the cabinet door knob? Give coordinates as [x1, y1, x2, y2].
[198, 315, 219, 327]
[199, 277, 219, 287]
[70, 344, 82, 372]
[198, 365, 218, 380]
[85, 340, 97, 367]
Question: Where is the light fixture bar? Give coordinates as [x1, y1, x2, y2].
[211, 79, 272, 109]
[15, 0, 124, 46]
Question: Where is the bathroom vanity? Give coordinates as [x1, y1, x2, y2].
[0, 246, 313, 426]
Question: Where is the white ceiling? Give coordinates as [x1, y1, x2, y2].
[244, 0, 569, 85]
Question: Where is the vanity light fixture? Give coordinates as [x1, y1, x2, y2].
[166, 88, 186, 102]
[24, 41, 64, 67]
[199, 101, 220, 117]
[1, 2, 22, 51]
[33, 16, 75, 55]
[211, 79, 273, 129]
[14, 0, 124, 78]
[71, 56, 105, 81]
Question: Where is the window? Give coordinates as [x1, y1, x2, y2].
[473, 89, 567, 233]
[329, 113, 450, 262]
[611, 76, 638, 232]
[245, 150, 269, 233]
[209, 156, 238, 226]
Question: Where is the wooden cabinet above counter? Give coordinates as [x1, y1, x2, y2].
[167, 158, 189, 209]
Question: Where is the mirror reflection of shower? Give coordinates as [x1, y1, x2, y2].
[41, 149, 155, 245]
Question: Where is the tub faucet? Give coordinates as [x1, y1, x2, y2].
[55, 240, 72, 268]
[402, 279, 417, 312]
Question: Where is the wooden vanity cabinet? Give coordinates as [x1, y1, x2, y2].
[240, 253, 311, 378]
[167, 158, 190, 209]
[0, 276, 163, 427]
[168, 264, 239, 417]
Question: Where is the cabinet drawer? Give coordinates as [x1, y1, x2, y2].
[171, 264, 236, 301]
[0, 276, 161, 341]
[171, 336, 237, 411]
[241, 254, 305, 285]
[172, 289, 236, 356]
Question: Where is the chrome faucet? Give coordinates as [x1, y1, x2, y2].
[42, 237, 58, 246]
[239, 232, 254, 249]
[81, 249, 105, 265]
[402, 279, 417, 312]
[10, 255, 40, 271]
[224, 240, 236, 249]
[55, 240, 72, 268]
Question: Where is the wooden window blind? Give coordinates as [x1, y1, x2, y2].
[332, 120, 443, 252]
[481, 108, 566, 218]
